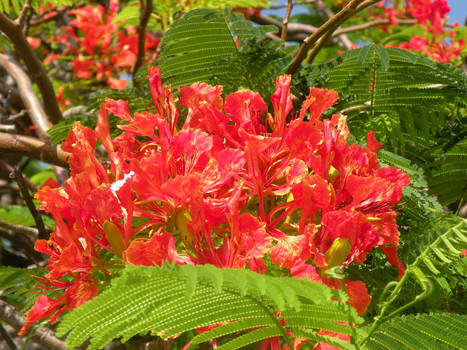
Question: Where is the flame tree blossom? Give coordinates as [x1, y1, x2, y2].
[21, 67, 410, 342]
[375, 0, 464, 62]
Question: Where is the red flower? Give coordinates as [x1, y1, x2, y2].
[25, 67, 410, 344]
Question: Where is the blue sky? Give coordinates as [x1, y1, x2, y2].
[265, 1, 466, 26]
[450, 0, 467, 25]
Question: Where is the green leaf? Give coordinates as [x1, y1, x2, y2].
[154, 9, 276, 90]
[57, 264, 361, 350]
[0, 205, 54, 229]
[367, 313, 467, 350]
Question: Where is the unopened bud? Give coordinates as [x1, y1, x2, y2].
[175, 208, 194, 249]
[325, 237, 351, 268]
[328, 165, 340, 183]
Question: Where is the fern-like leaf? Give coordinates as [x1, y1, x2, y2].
[303, 44, 466, 150]
[429, 138, 467, 207]
[57, 264, 362, 350]
[0, 0, 73, 13]
[155, 8, 277, 89]
[367, 313, 467, 350]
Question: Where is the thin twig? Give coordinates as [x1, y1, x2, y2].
[11, 166, 48, 240]
[268, 0, 317, 9]
[0, 159, 37, 193]
[315, 0, 353, 50]
[29, 4, 84, 26]
[250, 13, 318, 37]
[132, 0, 153, 85]
[335, 18, 416, 35]
[0, 300, 67, 350]
[15, 0, 32, 30]
[0, 224, 41, 263]
[286, 0, 379, 75]
[338, 104, 370, 114]
[0, 125, 16, 132]
[0, 220, 39, 237]
[0, 54, 51, 141]
[0, 132, 70, 168]
[280, 0, 294, 50]
[0, 13, 62, 124]
[305, 29, 334, 63]
[0, 323, 18, 350]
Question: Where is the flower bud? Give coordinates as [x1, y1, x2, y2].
[328, 165, 340, 183]
[175, 208, 194, 249]
[325, 237, 351, 268]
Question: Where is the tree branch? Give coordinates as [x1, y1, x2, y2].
[334, 18, 416, 35]
[280, 0, 293, 50]
[0, 323, 17, 350]
[15, 0, 32, 30]
[0, 300, 67, 350]
[0, 159, 37, 193]
[132, 0, 153, 85]
[0, 54, 51, 141]
[250, 13, 318, 38]
[0, 221, 41, 262]
[0, 13, 62, 124]
[0, 132, 69, 168]
[315, 0, 353, 50]
[305, 29, 334, 63]
[286, 0, 379, 75]
[268, 0, 317, 9]
[11, 166, 48, 240]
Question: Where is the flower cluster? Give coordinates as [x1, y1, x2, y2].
[22, 68, 409, 344]
[376, 0, 464, 62]
[43, 0, 159, 89]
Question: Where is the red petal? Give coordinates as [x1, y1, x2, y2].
[19, 295, 62, 336]
[346, 280, 371, 315]
[306, 88, 339, 122]
[124, 233, 178, 266]
[380, 245, 406, 280]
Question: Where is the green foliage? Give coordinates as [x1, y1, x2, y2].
[0, 266, 46, 311]
[0, 205, 54, 229]
[380, 216, 466, 318]
[378, 149, 442, 218]
[302, 44, 466, 151]
[367, 313, 467, 350]
[0, 266, 42, 296]
[57, 264, 362, 350]
[152, 8, 276, 89]
[210, 39, 291, 98]
[47, 112, 125, 145]
[0, 0, 73, 14]
[428, 137, 467, 207]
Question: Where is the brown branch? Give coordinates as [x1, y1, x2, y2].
[0, 220, 39, 237]
[0, 132, 70, 168]
[334, 18, 417, 35]
[12, 167, 48, 240]
[280, 0, 294, 50]
[268, 0, 317, 9]
[29, 4, 84, 27]
[0, 222, 41, 262]
[0, 300, 67, 350]
[0, 54, 51, 141]
[0, 323, 17, 350]
[132, 0, 153, 85]
[15, 0, 32, 30]
[305, 29, 334, 64]
[0, 160, 37, 193]
[315, 0, 353, 50]
[286, 0, 379, 75]
[250, 13, 318, 37]
[0, 13, 62, 124]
